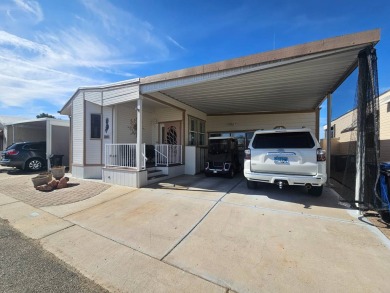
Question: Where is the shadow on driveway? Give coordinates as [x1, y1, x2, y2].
[147, 173, 347, 211]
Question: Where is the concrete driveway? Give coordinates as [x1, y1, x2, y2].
[1, 171, 390, 292]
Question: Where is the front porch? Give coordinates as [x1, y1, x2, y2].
[103, 143, 184, 187]
[99, 95, 186, 187]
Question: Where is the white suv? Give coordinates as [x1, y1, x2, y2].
[244, 128, 327, 196]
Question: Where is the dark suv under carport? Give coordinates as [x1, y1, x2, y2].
[0, 141, 46, 171]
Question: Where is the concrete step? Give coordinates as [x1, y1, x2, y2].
[148, 174, 168, 180]
[147, 173, 169, 185]
[147, 169, 165, 180]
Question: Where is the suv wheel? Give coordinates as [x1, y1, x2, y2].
[308, 186, 323, 196]
[247, 179, 257, 189]
[25, 158, 44, 171]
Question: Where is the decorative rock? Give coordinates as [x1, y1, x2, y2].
[36, 184, 53, 192]
[48, 179, 59, 189]
[57, 177, 69, 189]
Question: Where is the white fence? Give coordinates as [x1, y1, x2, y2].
[155, 144, 182, 166]
[105, 144, 145, 169]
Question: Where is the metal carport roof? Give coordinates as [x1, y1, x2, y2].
[140, 29, 380, 115]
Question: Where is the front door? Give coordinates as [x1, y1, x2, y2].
[160, 121, 181, 145]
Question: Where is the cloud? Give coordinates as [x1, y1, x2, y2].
[0, 30, 106, 110]
[13, 0, 43, 22]
[80, 0, 169, 59]
[167, 36, 186, 51]
[0, 0, 183, 116]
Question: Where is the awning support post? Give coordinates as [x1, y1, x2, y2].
[46, 119, 52, 170]
[136, 97, 143, 171]
[326, 93, 332, 185]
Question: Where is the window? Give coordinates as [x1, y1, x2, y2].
[252, 132, 315, 149]
[325, 125, 336, 139]
[188, 116, 205, 146]
[91, 114, 101, 139]
[23, 143, 45, 151]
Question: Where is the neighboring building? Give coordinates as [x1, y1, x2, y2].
[59, 29, 380, 187]
[2, 118, 70, 167]
[322, 90, 390, 162]
[0, 115, 31, 150]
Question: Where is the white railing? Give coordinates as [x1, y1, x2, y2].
[105, 143, 145, 169]
[155, 144, 182, 166]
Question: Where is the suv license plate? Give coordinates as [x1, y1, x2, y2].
[274, 156, 288, 164]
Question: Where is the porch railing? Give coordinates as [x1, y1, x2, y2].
[105, 143, 146, 169]
[155, 144, 182, 166]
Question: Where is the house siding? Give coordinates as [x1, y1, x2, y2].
[103, 84, 139, 106]
[380, 92, 390, 161]
[142, 108, 154, 145]
[324, 91, 390, 161]
[102, 106, 113, 163]
[86, 101, 102, 165]
[72, 92, 84, 164]
[207, 112, 316, 134]
[84, 91, 102, 105]
[144, 92, 206, 146]
[115, 103, 137, 144]
[156, 107, 183, 122]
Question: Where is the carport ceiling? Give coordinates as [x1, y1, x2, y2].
[141, 30, 380, 115]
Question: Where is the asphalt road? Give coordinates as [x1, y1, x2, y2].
[0, 218, 108, 293]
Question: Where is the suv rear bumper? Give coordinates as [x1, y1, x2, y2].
[244, 170, 327, 186]
[0, 159, 24, 169]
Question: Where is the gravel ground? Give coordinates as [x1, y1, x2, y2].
[0, 218, 108, 293]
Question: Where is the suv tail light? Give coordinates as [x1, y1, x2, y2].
[245, 149, 251, 160]
[6, 149, 19, 156]
[317, 148, 326, 161]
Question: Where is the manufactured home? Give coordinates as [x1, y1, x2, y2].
[59, 29, 380, 187]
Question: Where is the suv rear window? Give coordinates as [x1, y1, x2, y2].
[251, 132, 315, 149]
[22, 143, 45, 151]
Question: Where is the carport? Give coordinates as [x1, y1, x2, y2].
[3, 118, 70, 168]
[60, 29, 380, 189]
[140, 29, 380, 182]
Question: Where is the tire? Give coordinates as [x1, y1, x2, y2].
[308, 186, 323, 196]
[247, 179, 257, 189]
[25, 158, 44, 171]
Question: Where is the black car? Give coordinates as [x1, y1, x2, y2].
[204, 137, 241, 178]
[0, 141, 47, 171]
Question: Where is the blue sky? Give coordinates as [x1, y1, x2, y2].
[0, 0, 389, 136]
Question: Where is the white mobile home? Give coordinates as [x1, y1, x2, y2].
[60, 30, 380, 187]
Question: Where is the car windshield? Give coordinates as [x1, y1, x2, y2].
[208, 139, 229, 154]
[252, 132, 315, 149]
